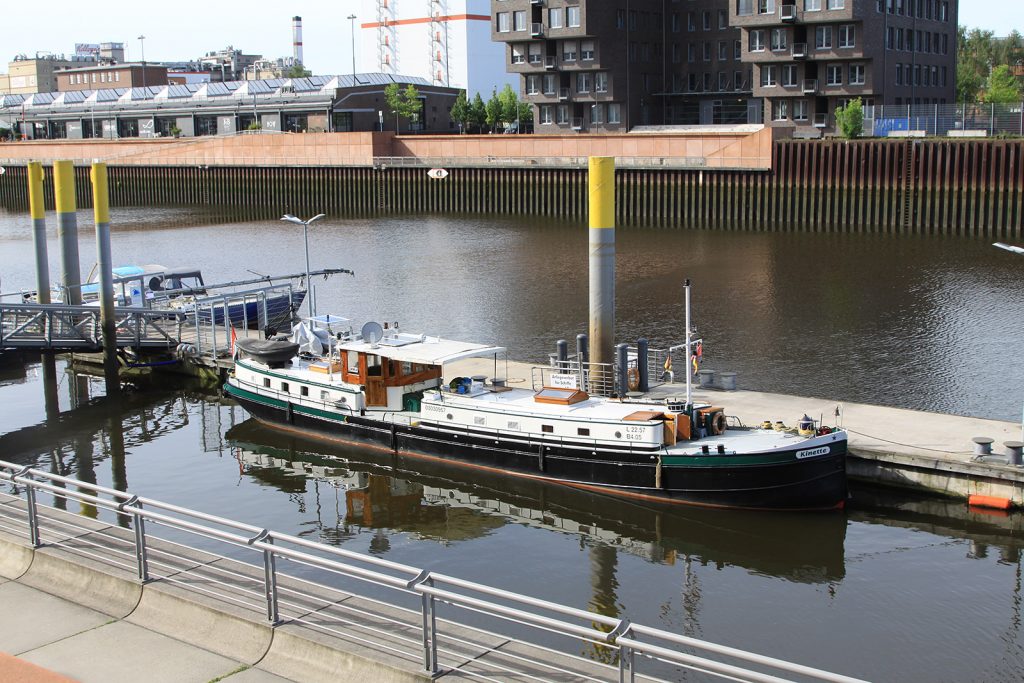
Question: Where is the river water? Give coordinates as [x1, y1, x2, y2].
[2, 206, 1024, 682]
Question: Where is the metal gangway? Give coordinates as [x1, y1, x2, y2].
[0, 460, 868, 683]
[0, 302, 182, 351]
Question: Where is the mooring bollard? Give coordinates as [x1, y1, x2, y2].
[972, 436, 995, 457]
[719, 371, 738, 391]
[698, 369, 716, 388]
[1005, 441, 1024, 466]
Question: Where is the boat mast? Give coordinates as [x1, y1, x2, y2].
[684, 278, 692, 408]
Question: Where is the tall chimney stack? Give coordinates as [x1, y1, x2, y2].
[292, 16, 304, 65]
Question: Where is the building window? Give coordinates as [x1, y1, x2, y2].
[805, 0, 822, 10]
[549, 8, 563, 29]
[526, 75, 540, 95]
[590, 104, 603, 124]
[563, 41, 577, 62]
[540, 105, 553, 124]
[608, 103, 621, 124]
[704, 42, 712, 61]
[815, 26, 832, 50]
[577, 72, 591, 93]
[849, 64, 865, 85]
[771, 28, 788, 52]
[595, 72, 609, 93]
[529, 44, 542, 63]
[543, 74, 556, 94]
[557, 105, 569, 124]
[513, 11, 526, 31]
[838, 24, 855, 48]
[758, 0, 777, 14]
[688, 11, 696, 31]
[895, 62, 903, 85]
[782, 64, 798, 86]
[511, 45, 525, 64]
[761, 65, 777, 87]
[826, 64, 843, 86]
[773, 100, 789, 120]
[719, 71, 729, 90]
[735, 70, 745, 90]
[567, 6, 581, 28]
[793, 99, 808, 120]
[737, 0, 754, 16]
[581, 40, 595, 60]
[750, 30, 765, 52]
[702, 11, 711, 30]
[827, 0, 844, 8]
[719, 10, 728, 28]
[496, 12, 510, 32]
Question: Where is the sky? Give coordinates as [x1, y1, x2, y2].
[0, 1, 1021, 77]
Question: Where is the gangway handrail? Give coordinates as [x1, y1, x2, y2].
[0, 459, 869, 683]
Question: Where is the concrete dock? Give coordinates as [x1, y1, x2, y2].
[451, 357, 1024, 506]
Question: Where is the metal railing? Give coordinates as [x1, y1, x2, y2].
[0, 460, 868, 683]
[184, 284, 300, 359]
[536, 358, 616, 396]
[372, 155, 719, 170]
[864, 102, 1024, 138]
[0, 302, 182, 350]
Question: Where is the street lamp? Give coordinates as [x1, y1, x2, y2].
[281, 213, 326, 319]
[138, 35, 147, 90]
[347, 14, 357, 82]
[994, 241, 1024, 444]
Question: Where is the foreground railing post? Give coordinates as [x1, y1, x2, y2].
[120, 496, 149, 582]
[250, 529, 280, 624]
[422, 577, 438, 674]
[16, 466, 41, 548]
[613, 620, 634, 683]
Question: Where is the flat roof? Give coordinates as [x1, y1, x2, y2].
[336, 334, 505, 366]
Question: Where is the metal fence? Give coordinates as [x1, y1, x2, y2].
[864, 102, 1024, 138]
[0, 460, 867, 683]
[0, 302, 182, 350]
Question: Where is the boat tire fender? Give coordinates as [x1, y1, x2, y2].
[709, 411, 727, 436]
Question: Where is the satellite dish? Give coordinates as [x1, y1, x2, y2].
[361, 321, 384, 346]
[427, 168, 449, 180]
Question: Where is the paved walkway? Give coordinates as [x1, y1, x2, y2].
[0, 578, 293, 683]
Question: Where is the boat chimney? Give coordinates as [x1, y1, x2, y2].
[684, 279, 692, 408]
[588, 157, 615, 378]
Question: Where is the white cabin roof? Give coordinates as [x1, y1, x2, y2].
[336, 334, 505, 366]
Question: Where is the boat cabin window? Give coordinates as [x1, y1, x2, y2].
[281, 382, 290, 393]
[578, 428, 590, 436]
[346, 351, 359, 375]
[320, 390, 330, 401]
[542, 425, 554, 433]
[300, 386, 309, 397]
[366, 354, 383, 377]
[263, 378, 271, 388]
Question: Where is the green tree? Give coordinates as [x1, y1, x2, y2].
[450, 90, 469, 132]
[485, 88, 501, 132]
[285, 64, 312, 78]
[983, 64, 1022, 103]
[498, 84, 519, 131]
[469, 92, 487, 133]
[384, 83, 422, 132]
[835, 98, 864, 139]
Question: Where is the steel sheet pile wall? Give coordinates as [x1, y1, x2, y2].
[0, 140, 1021, 238]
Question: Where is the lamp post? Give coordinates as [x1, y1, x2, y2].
[281, 213, 326, 319]
[138, 35, 147, 90]
[347, 14, 357, 82]
[994, 241, 1024, 443]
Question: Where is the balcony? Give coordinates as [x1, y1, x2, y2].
[571, 117, 584, 131]
[792, 43, 807, 58]
[813, 113, 828, 128]
[780, 4, 797, 21]
[530, 23, 544, 38]
[558, 87, 570, 101]
[544, 55, 557, 70]
[802, 78, 818, 93]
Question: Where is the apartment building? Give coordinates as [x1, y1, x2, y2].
[491, 0, 752, 133]
[731, 0, 957, 133]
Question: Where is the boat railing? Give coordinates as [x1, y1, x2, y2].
[0, 460, 869, 683]
[187, 284, 300, 358]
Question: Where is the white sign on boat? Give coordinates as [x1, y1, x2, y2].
[427, 168, 449, 180]
[549, 373, 579, 389]
[0, 167, 6, 175]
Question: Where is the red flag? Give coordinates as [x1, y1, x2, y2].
[230, 326, 237, 355]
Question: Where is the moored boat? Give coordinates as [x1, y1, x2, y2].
[224, 289, 848, 511]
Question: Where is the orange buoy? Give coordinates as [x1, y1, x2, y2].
[968, 494, 1012, 510]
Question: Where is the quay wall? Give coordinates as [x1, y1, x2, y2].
[0, 133, 1022, 238]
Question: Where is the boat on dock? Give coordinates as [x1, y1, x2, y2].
[224, 285, 848, 511]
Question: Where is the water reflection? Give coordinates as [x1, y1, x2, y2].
[226, 418, 848, 584]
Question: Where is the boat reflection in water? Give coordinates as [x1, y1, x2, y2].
[226, 418, 848, 584]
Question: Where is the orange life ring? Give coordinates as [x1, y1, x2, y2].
[627, 367, 640, 392]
